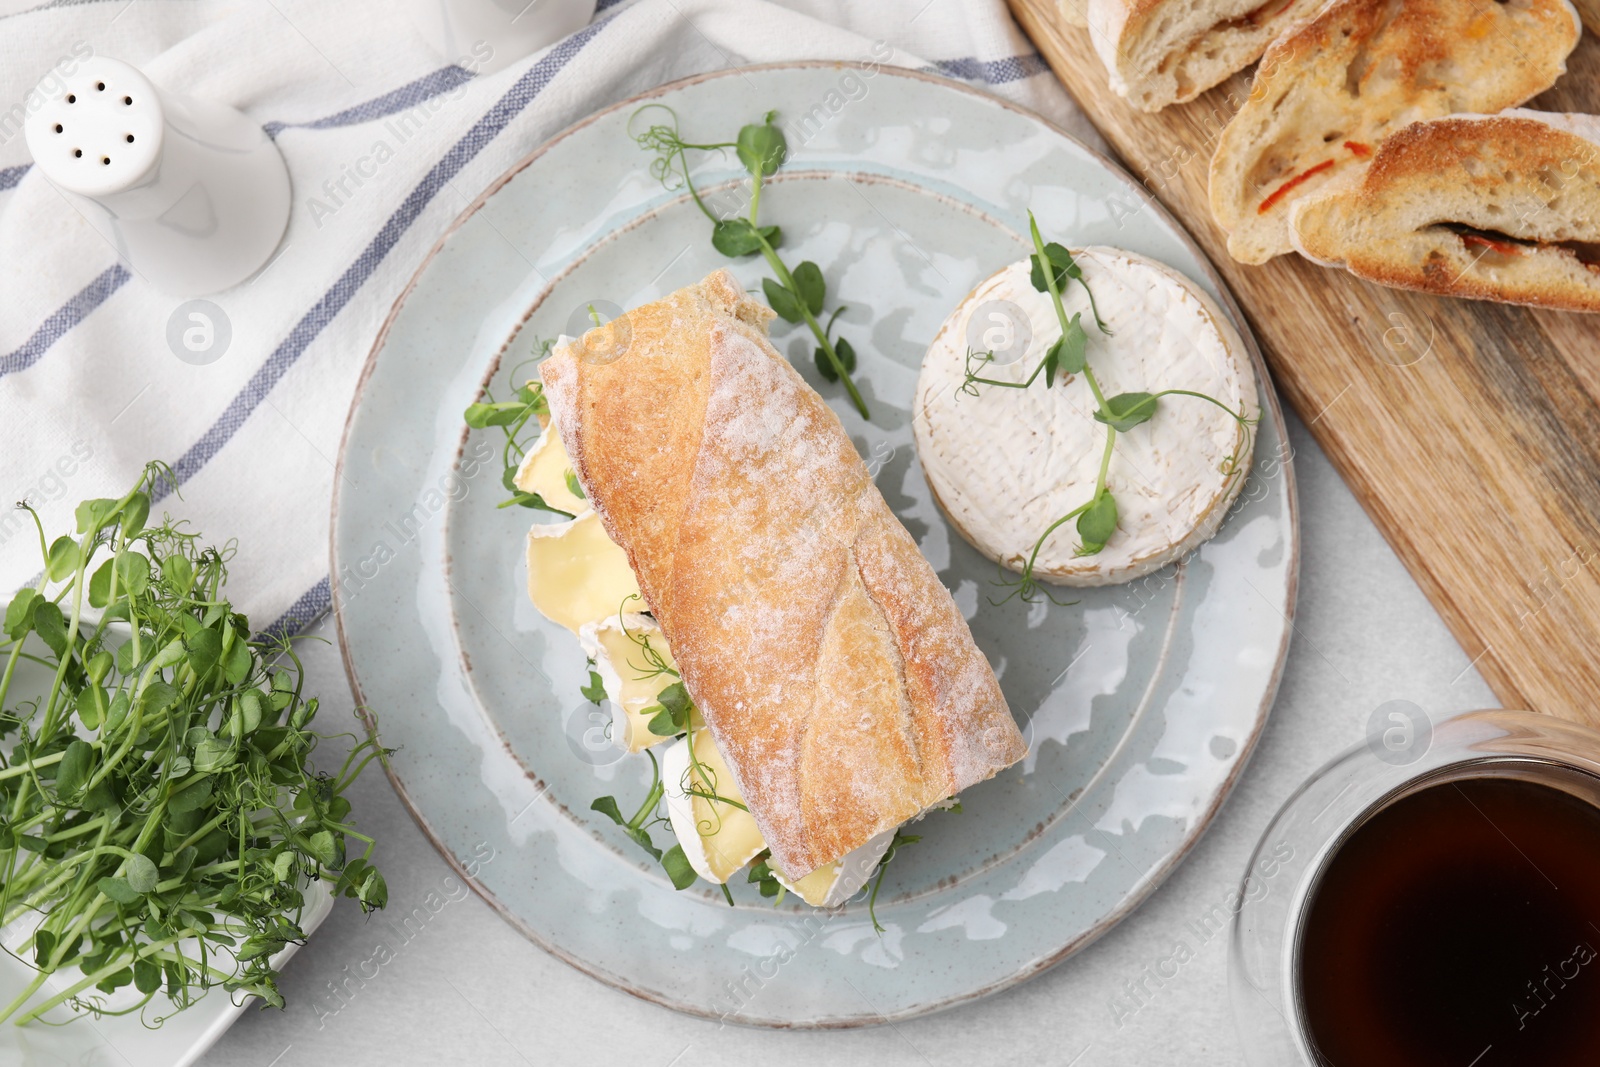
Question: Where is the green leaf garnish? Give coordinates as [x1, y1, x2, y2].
[791, 261, 825, 316]
[1094, 391, 1159, 432]
[1075, 492, 1118, 555]
[661, 844, 698, 889]
[762, 276, 805, 323]
[591, 795, 626, 825]
[644, 681, 693, 737]
[1056, 313, 1088, 376]
[735, 111, 787, 177]
[815, 335, 857, 383]
[711, 219, 779, 257]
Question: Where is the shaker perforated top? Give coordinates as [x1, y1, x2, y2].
[23, 57, 164, 198]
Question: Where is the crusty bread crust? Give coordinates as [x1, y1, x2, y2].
[541, 271, 1026, 879]
[1210, 0, 1580, 264]
[1289, 113, 1600, 313]
[1087, 0, 1325, 112]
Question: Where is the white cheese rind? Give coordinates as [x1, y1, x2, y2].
[662, 733, 767, 885]
[577, 613, 676, 753]
[913, 248, 1259, 587]
[512, 411, 589, 517]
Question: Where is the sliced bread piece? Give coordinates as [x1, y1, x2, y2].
[1288, 111, 1600, 313]
[1085, 0, 1327, 112]
[1209, 0, 1581, 265]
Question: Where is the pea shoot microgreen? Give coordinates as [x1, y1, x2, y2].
[959, 213, 1258, 604]
[746, 854, 786, 905]
[630, 105, 870, 420]
[462, 336, 576, 516]
[579, 668, 606, 705]
[589, 749, 696, 890]
[0, 463, 388, 1026]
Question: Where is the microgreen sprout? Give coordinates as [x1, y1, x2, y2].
[463, 336, 573, 515]
[867, 829, 921, 935]
[0, 463, 387, 1026]
[630, 105, 870, 420]
[590, 749, 696, 892]
[960, 213, 1258, 603]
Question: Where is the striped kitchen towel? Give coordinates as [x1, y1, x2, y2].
[0, 0, 1101, 637]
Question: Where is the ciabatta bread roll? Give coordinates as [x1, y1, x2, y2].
[1289, 112, 1600, 313]
[1210, 0, 1581, 264]
[541, 270, 1027, 879]
[1086, 0, 1324, 112]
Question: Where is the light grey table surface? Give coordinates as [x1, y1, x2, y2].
[204, 408, 1498, 1067]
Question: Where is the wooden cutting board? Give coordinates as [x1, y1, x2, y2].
[1008, 0, 1600, 723]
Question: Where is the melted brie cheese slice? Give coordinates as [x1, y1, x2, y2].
[662, 731, 766, 885]
[524, 511, 642, 633]
[773, 830, 896, 908]
[913, 249, 1260, 587]
[578, 613, 677, 752]
[513, 413, 588, 516]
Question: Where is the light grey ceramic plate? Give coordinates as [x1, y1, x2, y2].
[331, 63, 1298, 1028]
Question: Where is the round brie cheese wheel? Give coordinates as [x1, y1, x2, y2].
[913, 248, 1259, 587]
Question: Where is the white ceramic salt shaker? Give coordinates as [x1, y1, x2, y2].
[23, 57, 291, 297]
[403, 0, 598, 74]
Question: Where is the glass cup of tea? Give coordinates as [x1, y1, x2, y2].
[1230, 708, 1600, 1067]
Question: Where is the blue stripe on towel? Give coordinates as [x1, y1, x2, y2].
[264, 65, 477, 139]
[0, 264, 129, 379]
[154, 16, 610, 502]
[924, 54, 1051, 86]
[257, 576, 333, 643]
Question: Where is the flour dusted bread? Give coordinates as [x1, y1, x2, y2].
[1086, 0, 1325, 112]
[540, 270, 1026, 878]
[1209, 0, 1580, 264]
[1289, 112, 1600, 312]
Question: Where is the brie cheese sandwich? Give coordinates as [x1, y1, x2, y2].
[519, 270, 1028, 905]
[1289, 111, 1600, 313]
[913, 248, 1259, 587]
[1209, 0, 1580, 265]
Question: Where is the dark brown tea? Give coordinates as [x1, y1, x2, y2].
[1299, 774, 1600, 1067]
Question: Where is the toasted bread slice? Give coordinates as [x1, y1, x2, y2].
[1209, 0, 1580, 265]
[1288, 112, 1600, 313]
[1086, 0, 1326, 112]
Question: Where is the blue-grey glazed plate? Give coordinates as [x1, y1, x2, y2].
[331, 63, 1298, 1028]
